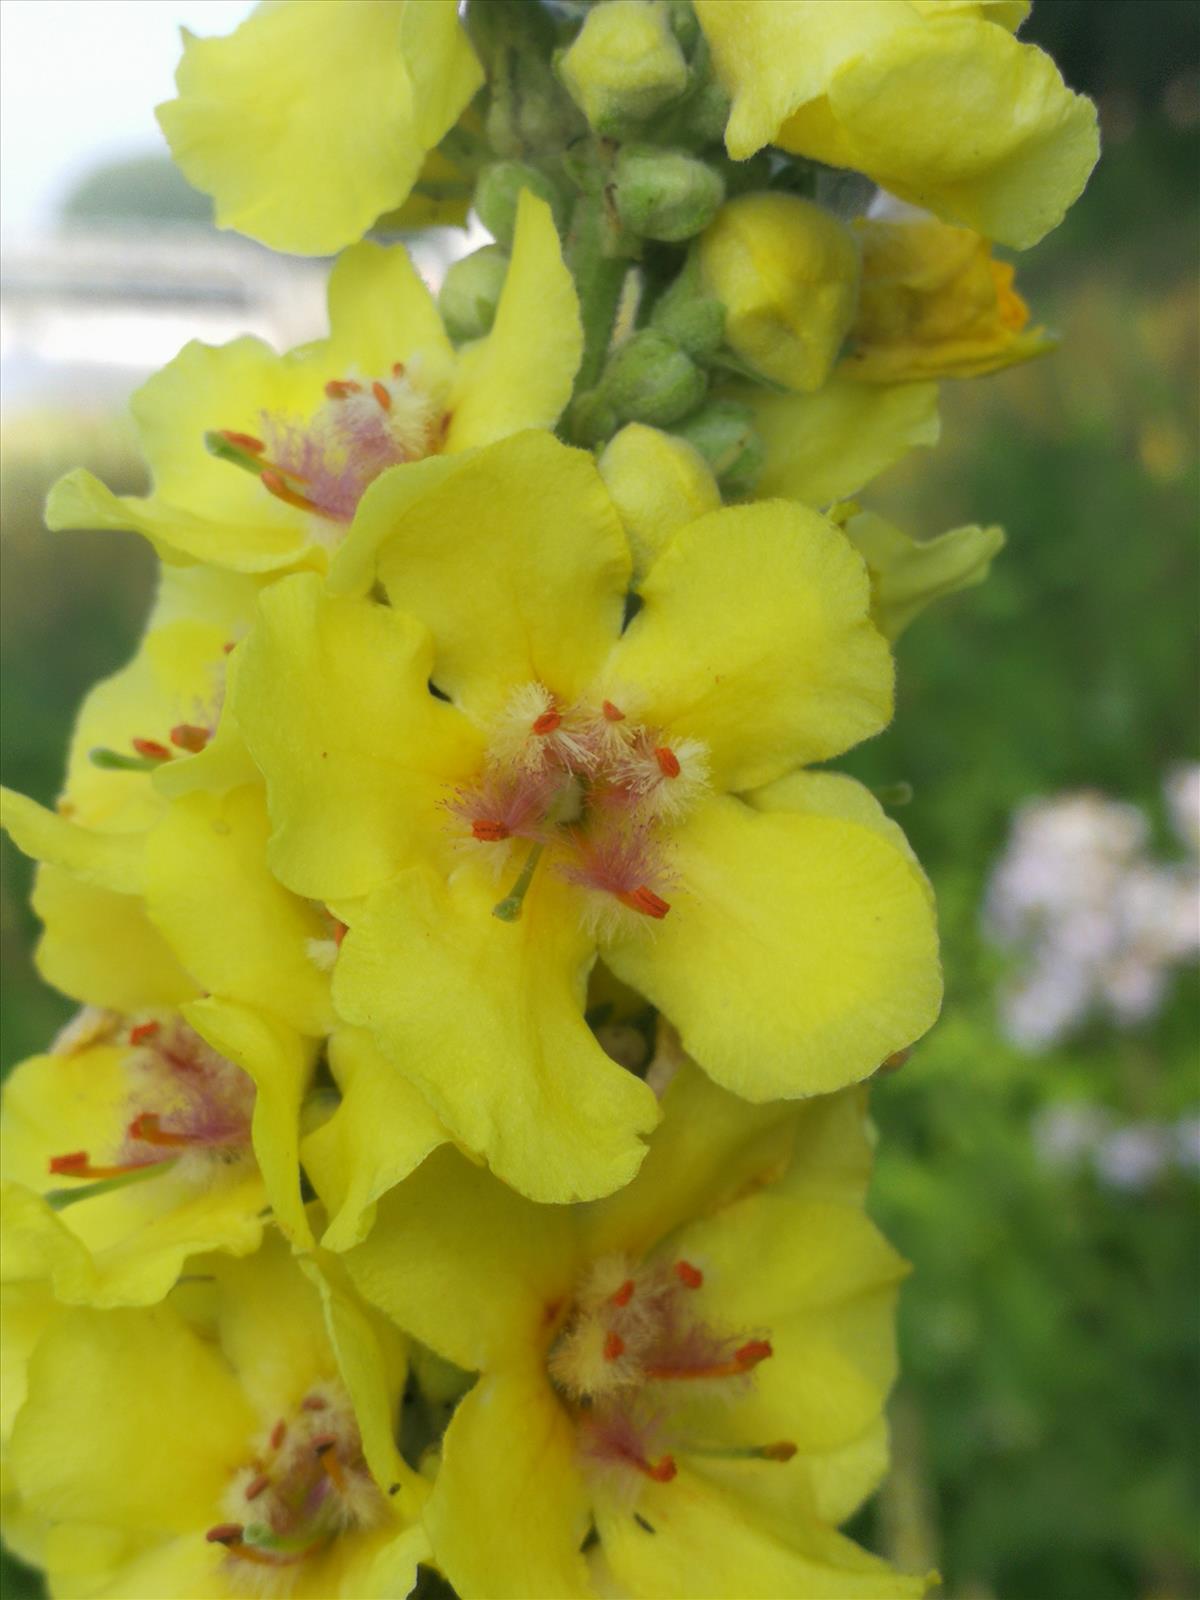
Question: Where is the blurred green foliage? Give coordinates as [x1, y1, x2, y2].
[2, 6, 1197, 1599]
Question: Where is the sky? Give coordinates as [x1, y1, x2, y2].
[0, 0, 254, 239]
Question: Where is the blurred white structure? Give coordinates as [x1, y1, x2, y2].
[984, 768, 1200, 1050]
[1033, 1103, 1200, 1193]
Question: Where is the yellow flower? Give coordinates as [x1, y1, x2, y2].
[231, 430, 941, 1201]
[157, 0, 482, 255]
[46, 193, 581, 579]
[837, 506, 1006, 639]
[7, 1229, 429, 1596]
[697, 193, 860, 391]
[344, 1064, 930, 1598]
[1, 783, 336, 1246]
[695, 0, 1099, 249]
[841, 216, 1055, 382]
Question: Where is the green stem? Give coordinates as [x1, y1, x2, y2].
[564, 191, 632, 399]
[492, 842, 546, 922]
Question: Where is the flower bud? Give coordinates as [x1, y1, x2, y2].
[558, 0, 688, 136]
[599, 422, 720, 576]
[650, 258, 725, 358]
[438, 245, 510, 343]
[600, 330, 707, 427]
[698, 192, 860, 391]
[613, 145, 725, 243]
[674, 400, 766, 497]
[475, 161, 567, 249]
[568, 387, 621, 448]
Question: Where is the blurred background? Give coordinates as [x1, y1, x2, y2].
[1, 3, 1197, 1598]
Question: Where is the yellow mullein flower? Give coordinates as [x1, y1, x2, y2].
[157, 0, 482, 256]
[344, 1063, 930, 1599]
[841, 216, 1055, 382]
[46, 193, 581, 579]
[695, 0, 1099, 249]
[7, 1229, 429, 1597]
[2, 783, 336, 1245]
[231, 430, 940, 1201]
[697, 193, 861, 391]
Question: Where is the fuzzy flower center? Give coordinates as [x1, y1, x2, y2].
[207, 359, 446, 530]
[207, 1380, 384, 1578]
[547, 1253, 792, 1489]
[48, 1015, 255, 1187]
[447, 682, 710, 930]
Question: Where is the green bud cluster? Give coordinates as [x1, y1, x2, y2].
[438, 245, 510, 342]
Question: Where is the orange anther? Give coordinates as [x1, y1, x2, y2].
[244, 1474, 270, 1501]
[314, 1437, 347, 1492]
[223, 640, 237, 654]
[47, 1150, 156, 1180]
[301, 1394, 328, 1411]
[261, 468, 319, 513]
[880, 1048, 910, 1074]
[654, 746, 681, 778]
[331, 919, 348, 948]
[674, 1260, 703, 1290]
[372, 380, 392, 412]
[602, 700, 625, 722]
[206, 1523, 244, 1546]
[760, 1441, 797, 1461]
[48, 1151, 88, 1173]
[169, 723, 210, 753]
[128, 1112, 193, 1148]
[532, 708, 562, 735]
[645, 1453, 677, 1483]
[617, 885, 670, 920]
[270, 1420, 287, 1450]
[129, 1021, 160, 1046]
[611, 1279, 635, 1307]
[324, 378, 362, 400]
[131, 738, 171, 761]
[392, 361, 406, 378]
[472, 819, 511, 842]
[219, 430, 264, 454]
[603, 1330, 625, 1361]
[735, 1339, 773, 1369]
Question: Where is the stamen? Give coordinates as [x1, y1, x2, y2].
[129, 1020, 160, 1045]
[611, 1279, 636, 1307]
[643, 1340, 772, 1382]
[472, 819, 510, 842]
[245, 1474, 270, 1501]
[260, 468, 320, 514]
[372, 381, 392, 412]
[88, 747, 162, 772]
[616, 885, 670, 919]
[602, 701, 626, 722]
[301, 1394, 329, 1411]
[533, 708, 563, 735]
[205, 430, 268, 472]
[673, 1261, 703, 1289]
[131, 738, 172, 762]
[220, 431, 265, 454]
[685, 1440, 797, 1462]
[654, 746, 681, 779]
[169, 723, 210, 753]
[642, 1453, 677, 1483]
[127, 1112, 196, 1148]
[207, 1523, 244, 1546]
[603, 1331, 625, 1361]
[492, 842, 545, 922]
[324, 379, 362, 400]
[392, 362, 406, 378]
[270, 1420, 287, 1450]
[48, 1149, 165, 1180]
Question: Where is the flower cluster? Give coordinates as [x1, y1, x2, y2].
[2, 3, 1097, 1596]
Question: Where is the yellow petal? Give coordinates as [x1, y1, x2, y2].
[344, 1145, 577, 1373]
[604, 792, 942, 1099]
[446, 193, 583, 451]
[144, 784, 334, 1037]
[30, 866, 198, 1015]
[157, 1, 481, 256]
[606, 500, 892, 791]
[735, 372, 940, 507]
[327, 452, 465, 596]
[598, 423, 721, 581]
[183, 995, 316, 1249]
[323, 239, 455, 398]
[374, 431, 631, 720]
[583, 1060, 800, 1261]
[334, 865, 659, 1202]
[428, 1368, 592, 1600]
[10, 1304, 255, 1532]
[596, 1462, 928, 1598]
[748, 769, 921, 877]
[232, 573, 481, 899]
[1, 789, 145, 893]
[842, 510, 1005, 639]
[303, 1028, 448, 1252]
